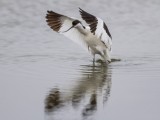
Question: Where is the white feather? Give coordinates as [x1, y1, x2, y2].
[95, 18, 112, 51]
[59, 17, 88, 51]
[46, 9, 112, 62]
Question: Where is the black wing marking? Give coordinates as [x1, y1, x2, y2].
[79, 8, 98, 35]
[79, 8, 112, 39]
[103, 22, 112, 39]
[46, 11, 63, 32]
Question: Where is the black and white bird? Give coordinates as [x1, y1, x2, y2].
[46, 8, 112, 63]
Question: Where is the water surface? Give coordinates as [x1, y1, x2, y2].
[0, 0, 160, 120]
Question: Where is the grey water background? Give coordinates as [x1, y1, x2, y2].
[0, 0, 160, 120]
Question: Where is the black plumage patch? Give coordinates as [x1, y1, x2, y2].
[72, 20, 81, 26]
[103, 22, 112, 39]
[79, 8, 98, 35]
[46, 11, 62, 32]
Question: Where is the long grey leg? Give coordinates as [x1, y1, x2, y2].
[93, 54, 95, 62]
[91, 50, 95, 64]
[92, 54, 95, 66]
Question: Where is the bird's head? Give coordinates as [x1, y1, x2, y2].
[72, 20, 81, 27]
[62, 20, 85, 33]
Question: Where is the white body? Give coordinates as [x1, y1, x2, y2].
[46, 9, 112, 62]
[62, 25, 111, 62]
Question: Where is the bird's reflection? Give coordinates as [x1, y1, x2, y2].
[82, 93, 97, 117]
[45, 88, 62, 112]
[45, 62, 112, 120]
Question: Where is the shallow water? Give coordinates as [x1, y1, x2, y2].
[0, 0, 160, 120]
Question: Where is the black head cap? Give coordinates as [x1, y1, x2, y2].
[72, 20, 81, 26]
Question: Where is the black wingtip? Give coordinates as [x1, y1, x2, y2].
[47, 10, 52, 13]
[46, 10, 51, 19]
[79, 7, 82, 10]
[79, 7, 84, 13]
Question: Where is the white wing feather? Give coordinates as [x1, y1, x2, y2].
[96, 18, 112, 51]
[79, 8, 112, 51]
[59, 18, 88, 51]
[46, 11, 88, 51]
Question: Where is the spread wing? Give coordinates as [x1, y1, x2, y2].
[79, 8, 112, 50]
[46, 11, 88, 51]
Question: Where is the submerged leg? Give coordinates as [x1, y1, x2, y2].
[92, 54, 95, 66]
